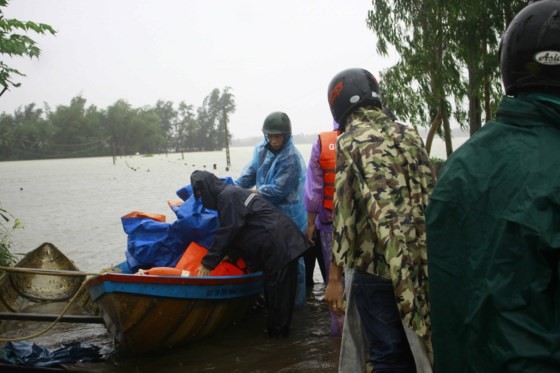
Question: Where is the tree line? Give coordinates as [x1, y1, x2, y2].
[1, 0, 530, 163]
[0, 87, 235, 161]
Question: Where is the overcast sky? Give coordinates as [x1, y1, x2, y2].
[2, 0, 397, 139]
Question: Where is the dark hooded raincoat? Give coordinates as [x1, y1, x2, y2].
[190, 170, 308, 274]
[191, 170, 309, 337]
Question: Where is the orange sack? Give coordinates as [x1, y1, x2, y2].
[143, 242, 249, 277]
[176, 241, 248, 276]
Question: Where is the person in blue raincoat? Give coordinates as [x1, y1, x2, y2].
[235, 111, 308, 305]
[235, 112, 307, 230]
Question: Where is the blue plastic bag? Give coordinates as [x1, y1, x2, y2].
[122, 178, 233, 272]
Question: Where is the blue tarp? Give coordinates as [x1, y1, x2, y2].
[123, 178, 233, 273]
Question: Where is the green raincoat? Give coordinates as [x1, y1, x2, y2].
[427, 93, 560, 372]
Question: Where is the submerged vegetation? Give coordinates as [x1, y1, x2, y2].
[0, 207, 21, 269]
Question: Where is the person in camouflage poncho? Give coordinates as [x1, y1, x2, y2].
[325, 68, 434, 372]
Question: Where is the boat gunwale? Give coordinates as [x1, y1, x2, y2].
[86, 271, 263, 287]
[85, 272, 264, 302]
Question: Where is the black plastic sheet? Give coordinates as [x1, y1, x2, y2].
[1, 341, 102, 367]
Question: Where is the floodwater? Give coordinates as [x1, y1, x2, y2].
[0, 145, 342, 372]
[0, 138, 463, 371]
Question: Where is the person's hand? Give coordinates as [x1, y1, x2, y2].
[325, 263, 345, 315]
[325, 278, 345, 315]
[222, 255, 232, 263]
[198, 265, 212, 277]
[306, 223, 316, 245]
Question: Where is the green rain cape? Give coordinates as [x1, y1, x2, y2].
[427, 93, 560, 372]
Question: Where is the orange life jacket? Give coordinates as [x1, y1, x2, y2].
[318, 131, 338, 210]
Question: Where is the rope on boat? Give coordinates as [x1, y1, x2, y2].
[0, 272, 101, 343]
[0, 266, 100, 277]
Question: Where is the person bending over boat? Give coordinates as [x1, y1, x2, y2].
[191, 170, 309, 338]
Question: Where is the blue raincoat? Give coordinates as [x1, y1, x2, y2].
[235, 136, 307, 307]
[235, 137, 307, 231]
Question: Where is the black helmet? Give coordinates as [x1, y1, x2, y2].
[500, 0, 560, 96]
[327, 68, 382, 128]
[262, 112, 292, 135]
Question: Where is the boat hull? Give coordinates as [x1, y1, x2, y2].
[86, 272, 263, 353]
[0, 242, 95, 316]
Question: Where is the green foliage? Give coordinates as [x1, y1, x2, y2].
[0, 87, 236, 160]
[0, 0, 57, 96]
[367, 0, 526, 147]
[0, 206, 21, 268]
[194, 87, 236, 151]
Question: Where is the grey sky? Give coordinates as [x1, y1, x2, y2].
[2, 0, 396, 139]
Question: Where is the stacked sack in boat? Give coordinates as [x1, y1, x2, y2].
[139, 241, 250, 277]
[122, 178, 234, 273]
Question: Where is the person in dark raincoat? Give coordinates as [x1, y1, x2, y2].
[426, 1, 560, 371]
[190, 170, 309, 338]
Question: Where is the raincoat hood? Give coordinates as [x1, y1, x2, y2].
[190, 170, 228, 211]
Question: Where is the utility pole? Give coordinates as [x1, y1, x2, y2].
[223, 108, 231, 169]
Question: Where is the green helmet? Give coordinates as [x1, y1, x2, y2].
[262, 112, 292, 135]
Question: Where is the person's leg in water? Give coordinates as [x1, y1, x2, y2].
[338, 268, 367, 372]
[303, 237, 319, 288]
[353, 270, 416, 373]
[263, 259, 298, 337]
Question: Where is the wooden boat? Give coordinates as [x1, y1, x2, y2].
[0, 242, 100, 324]
[85, 270, 264, 354]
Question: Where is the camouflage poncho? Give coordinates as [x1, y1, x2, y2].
[332, 107, 434, 354]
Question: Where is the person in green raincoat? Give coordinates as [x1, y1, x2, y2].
[426, 1, 560, 371]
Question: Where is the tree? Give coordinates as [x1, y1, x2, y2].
[449, 0, 525, 135]
[152, 100, 177, 153]
[0, 0, 56, 97]
[104, 99, 166, 157]
[195, 87, 236, 151]
[219, 87, 235, 167]
[367, 0, 526, 156]
[12, 103, 53, 159]
[368, 0, 461, 157]
[176, 101, 196, 158]
[45, 96, 107, 158]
